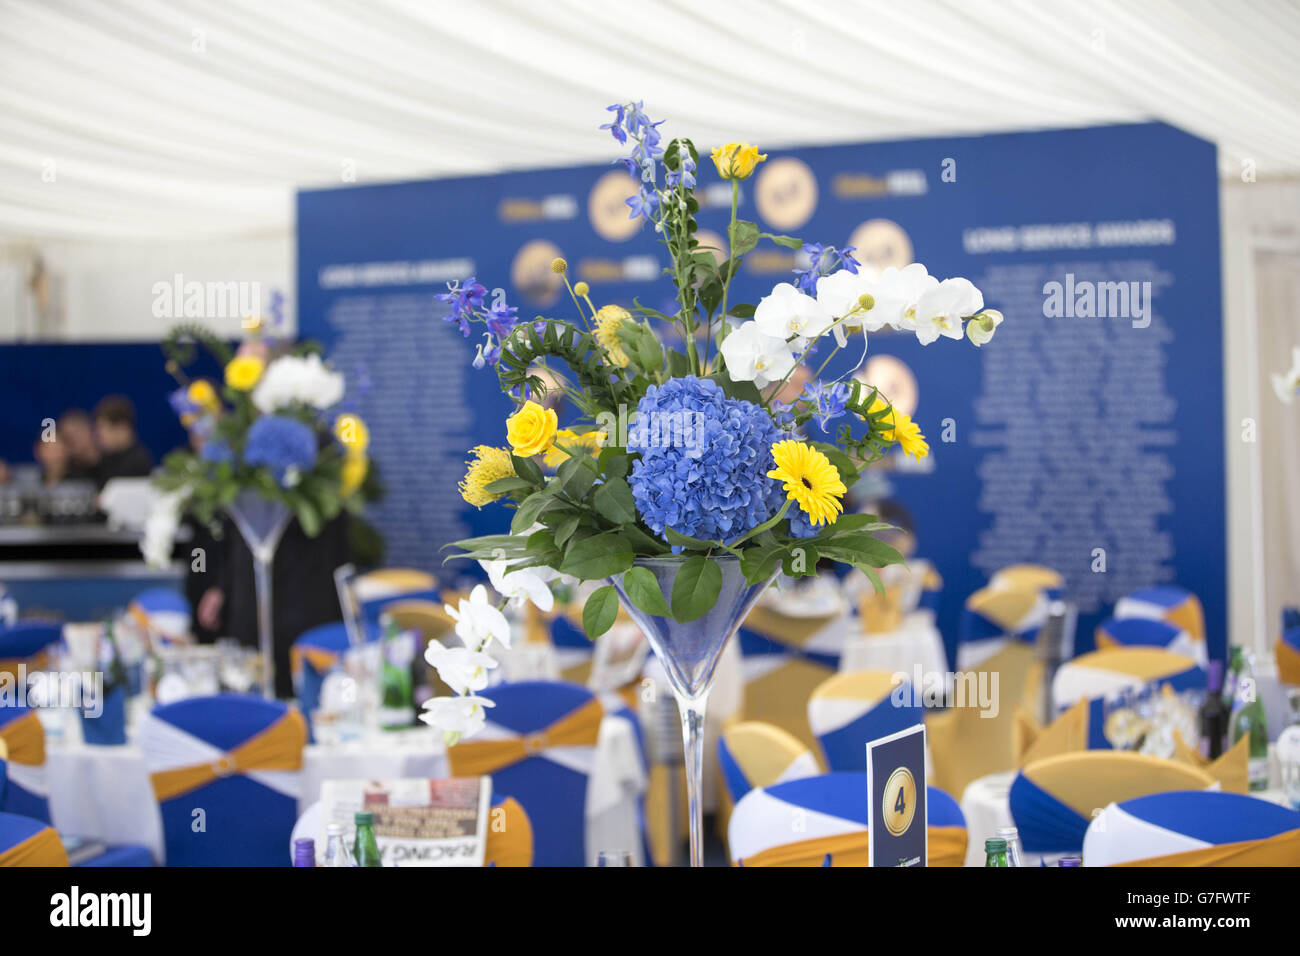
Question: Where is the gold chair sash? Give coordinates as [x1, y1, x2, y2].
[149, 709, 306, 802]
[447, 697, 604, 778]
[1114, 827, 1300, 867]
[735, 825, 967, 867]
[484, 797, 534, 867]
[1276, 638, 1300, 686]
[1013, 698, 1089, 767]
[0, 826, 68, 867]
[290, 644, 340, 676]
[0, 649, 49, 680]
[0, 711, 45, 767]
[1173, 733, 1249, 793]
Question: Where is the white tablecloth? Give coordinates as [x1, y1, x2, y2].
[45, 713, 645, 866]
[839, 612, 948, 677]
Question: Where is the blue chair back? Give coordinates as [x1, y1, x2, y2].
[0, 811, 67, 866]
[0, 704, 49, 822]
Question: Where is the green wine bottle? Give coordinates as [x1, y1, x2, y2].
[1230, 650, 1270, 791]
[984, 837, 1009, 867]
[353, 812, 382, 867]
[378, 616, 414, 731]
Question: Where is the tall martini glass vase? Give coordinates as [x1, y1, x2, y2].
[611, 555, 778, 866]
[226, 488, 293, 699]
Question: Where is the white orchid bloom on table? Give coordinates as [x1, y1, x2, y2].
[419, 694, 495, 743]
[719, 320, 796, 387]
[914, 277, 984, 345]
[425, 639, 498, 695]
[446, 584, 512, 650]
[755, 282, 834, 343]
[481, 558, 555, 611]
[1273, 346, 1300, 404]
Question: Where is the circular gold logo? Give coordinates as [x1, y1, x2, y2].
[849, 219, 913, 272]
[588, 170, 642, 242]
[755, 157, 817, 231]
[857, 355, 918, 418]
[882, 766, 917, 837]
[510, 239, 564, 307]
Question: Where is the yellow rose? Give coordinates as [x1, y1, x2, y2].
[506, 400, 558, 457]
[334, 413, 370, 452]
[543, 429, 607, 468]
[710, 142, 767, 181]
[187, 379, 220, 412]
[224, 355, 265, 391]
[340, 453, 368, 496]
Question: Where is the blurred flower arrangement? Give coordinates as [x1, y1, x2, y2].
[426, 103, 1002, 737]
[141, 321, 375, 566]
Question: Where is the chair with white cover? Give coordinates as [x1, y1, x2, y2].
[138, 695, 306, 866]
[0, 812, 68, 866]
[717, 721, 820, 805]
[1051, 647, 1204, 749]
[728, 772, 967, 867]
[1095, 616, 1206, 667]
[128, 587, 192, 645]
[1008, 751, 1214, 863]
[807, 670, 922, 772]
[445, 680, 605, 867]
[1112, 585, 1205, 643]
[1083, 791, 1300, 866]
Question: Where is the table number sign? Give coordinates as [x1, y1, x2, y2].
[866, 724, 927, 867]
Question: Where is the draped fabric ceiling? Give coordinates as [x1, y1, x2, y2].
[2, 0, 1298, 241]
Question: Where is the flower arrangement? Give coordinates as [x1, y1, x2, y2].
[429, 103, 1001, 736]
[145, 322, 373, 558]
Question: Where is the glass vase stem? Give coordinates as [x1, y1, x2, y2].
[676, 692, 707, 868]
[251, 548, 275, 699]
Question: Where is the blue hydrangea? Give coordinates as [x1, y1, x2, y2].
[628, 376, 785, 543]
[200, 439, 235, 466]
[244, 415, 317, 486]
[787, 507, 820, 539]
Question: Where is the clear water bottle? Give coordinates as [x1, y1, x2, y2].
[322, 822, 355, 867]
[995, 826, 1024, 867]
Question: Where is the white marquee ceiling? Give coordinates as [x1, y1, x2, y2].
[2, 0, 1298, 241]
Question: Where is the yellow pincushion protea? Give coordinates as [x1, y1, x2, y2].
[766, 440, 847, 527]
[543, 429, 607, 469]
[593, 305, 633, 368]
[869, 398, 929, 461]
[460, 446, 517, 508]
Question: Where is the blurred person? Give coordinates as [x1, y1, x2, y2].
[58, 409, 99, 481]
[92, 395, 154, 486]
[32, 434, 71, 485]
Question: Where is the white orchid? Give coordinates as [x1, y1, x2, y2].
[754, 282, 834, 342]
[914, 277, 984, 345]
[1273, 346, 1300, 404]
[814, 270, 873, 347]
[481, 558, 555, 611]
[420, 694, 495, 742]
[425, 639, 498, 695]
[720, 321, 796, 387]
[860, 263, 939, 333]
[967, 308, 1004, 347]
[252, 353, 346, 414]
[139, 491, 185, 569]
[446, 584, 512, 650]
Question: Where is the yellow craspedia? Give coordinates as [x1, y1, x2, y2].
[340, 453, 368, 497]
[870, 397, 929, 461]
[187, 379, 220, 412]
[543, 429, 608, 469]
[334, 413, 370, 452]
[711, 142, 768, 181]
[593, 304, 633, 368]
[767, 440, 847, 527]
[224, 355, 265, 391]
[459, 446, 516, 508]
[505, 400, 559, 457]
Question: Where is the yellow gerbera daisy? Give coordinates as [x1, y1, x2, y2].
[593, 305, 632, 368]
[224, 355, 264, 391]
[870, 397, 929, 461]
[767, 440, 847, 527]
[543, 429, 607, 469]
[459, 446, 516, 508]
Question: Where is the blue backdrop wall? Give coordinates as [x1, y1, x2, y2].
[296, 121, 1224, 665]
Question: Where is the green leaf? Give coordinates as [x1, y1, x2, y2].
[824, 535, 904, 568]
[512, 455, 543, 485]
[727, 500, 790, 548]
[740, 543, 787, 585]
[811, 441, 860, 486]
[484, 476, 534, 494]
[598, 448, 629, 480]
[670, 555, 723, 623]
[560, 532, 634, 580]
[511, 490, 558, 534]
[582, 586, 620, 640]
[553, 515, 582, 548]
[593, 477, 638, 525]
[664, 526, 718, 551]
[621, 565, 672, 617]
[782, 542, 819, 576]
[731, 219, 761, 256]
[761, 232, 804, 249]
[727, 303, 756, 319]
[557, 456, 596, 499]
[292, 497, 321, 537]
